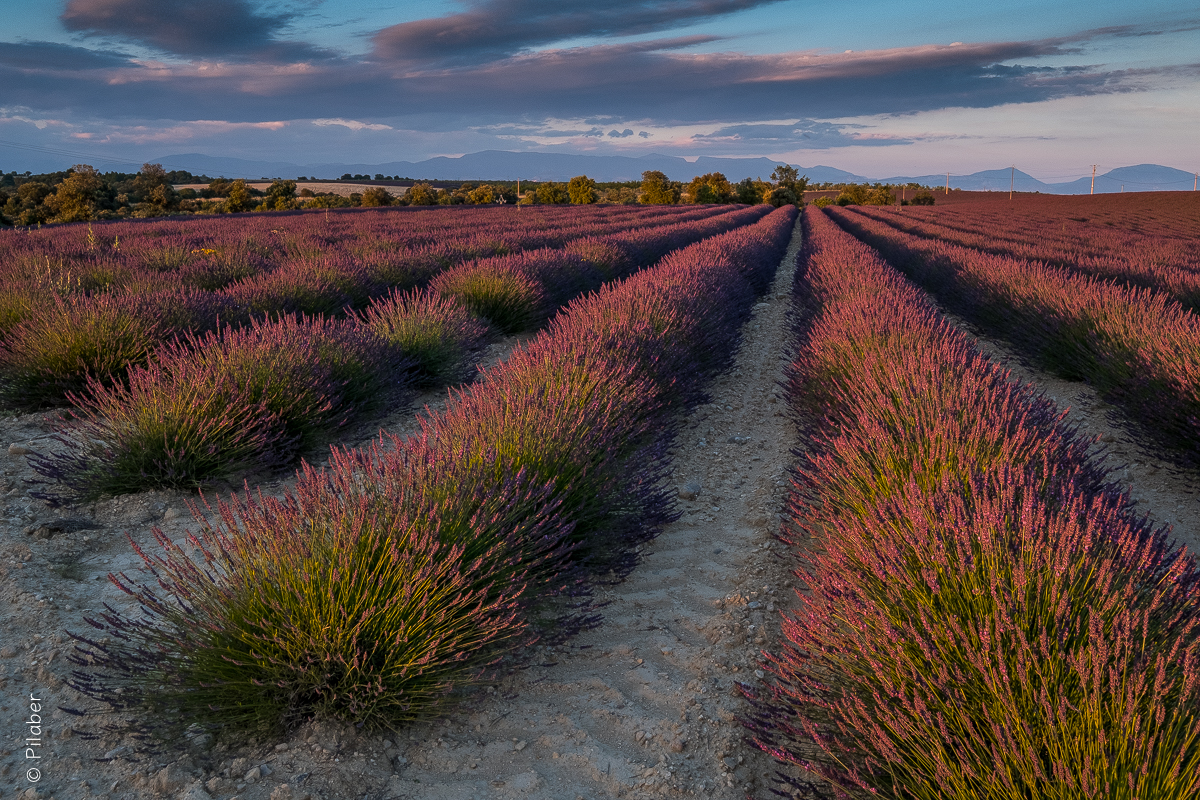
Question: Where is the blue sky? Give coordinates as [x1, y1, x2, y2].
[1, 0, 1196, 179]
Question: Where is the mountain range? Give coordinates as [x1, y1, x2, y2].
[154, 151, 1198, 195]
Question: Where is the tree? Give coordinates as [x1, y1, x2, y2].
[466, 184, 496, 204]
[567, 175, 598, 204]
[360, 186, 394, 207]
[685, 172, 733, 204]
[767, 186, 798, 207]
[406, 183, 438, 205]
[134, 163, 178, 216]
[639, 170, 679, 204]
[223, 179, 253, 213]
[258, 180, 298, 211]
[771, 164, 808, 205]
[735, 177, 771, 205]
[535, 182, 569, 204]
[45, 164, 103, 223]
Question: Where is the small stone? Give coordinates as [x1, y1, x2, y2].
[660, 646, 673, 655]
[103, 746, 129, 760]
[723, 756, 738, 769]
[9, 443, 31, 456]
[669, 738, 685, 753]
[270, 784, 294, 800]
[244, 765, 262, 783]
[678, 481, 702, 500]
[275, 742, 289, 752]
[180, 783, 213, 800]
[163, 507, 181, 521]
[0, 646, 17, 658]
[514, 740, 527, 751]
[747, 601, 760, 609]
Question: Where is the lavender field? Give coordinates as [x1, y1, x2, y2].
[1, 196, 1197, 800]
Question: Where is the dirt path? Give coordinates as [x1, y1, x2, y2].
[5, 213, 1192, 800]
[0, 223, 807, 800]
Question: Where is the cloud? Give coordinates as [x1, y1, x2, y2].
[0, 25, 1193, 135]
[608, 128, 634, 138]
[60, 0, 325, 60]
[371, 0, 784, 64]
[312, 118, 393, 131]
[690, 120, 913, 148]
[0, 41, 132, 70]
[638, 131, 651, 138]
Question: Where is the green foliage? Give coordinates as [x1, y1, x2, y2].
[223, 179, 253, 213]
[359, 187, 394, 207]
[432, 264, 544, 334]
[835, 182, 896, 206]
[567, 175, 598, 205]
[735, 177, 772, 205]
[813, 196, 834, 208]
[534, 182, 569, 205]
[685, 172, 733, 204]
[639, 170, 680, 204]
[909, 190, 936, 206]
[406, 183, 439, 206]
[0, 294, 166, 409]
[767, 186, 798, 208]
[131, 164, 179, 218]
[359, 289, 492, 385]
[257, 180, 299, 212]
[46, 165, 104, 223]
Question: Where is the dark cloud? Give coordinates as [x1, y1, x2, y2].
[691, 120, 913, 148]
[0, 26, 1192, 131]
[60, 0, 326, 60]
[372, 0, 784, 64]
[608, 128, 634, 137]
[0, 41, 133, 70]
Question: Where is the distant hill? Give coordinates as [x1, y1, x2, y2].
[152, 151, 1195, 194]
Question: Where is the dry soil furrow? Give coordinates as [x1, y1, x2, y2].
[337, 217, 807, 800]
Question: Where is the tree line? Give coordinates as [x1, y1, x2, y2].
[1, 162, 812, 227]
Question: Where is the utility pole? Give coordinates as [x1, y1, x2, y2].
[1194, 172, 1197, 191]
[945, 172, 950, 195]
[1090, 165, 1097, 195]
[1010, 165, 1015, 200]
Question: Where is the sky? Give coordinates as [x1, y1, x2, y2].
[0, 0, 1197, 180]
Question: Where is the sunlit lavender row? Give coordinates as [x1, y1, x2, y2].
[0, 204, 739, 409]
[65, 206, 798, 741]
[746, 206, 1200, 800]
[848, 204, 1200, 310]
[827, 205, 1200, 467]
[32, 206, 773, 498]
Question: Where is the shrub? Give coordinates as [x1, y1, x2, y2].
[67, 456, 576, 739]
[34, 314, 399, 497]
[0, 293, 168, 409]
[567, 175, 598, 205]
[64, 205, 796, 744]
[430, 259, 547, 334]
[357, 288, 492, 386]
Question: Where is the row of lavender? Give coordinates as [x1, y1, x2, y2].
[747, 206, 1200, 800]
[826, 205, 1200, 467]
[848, 204, 1200, 311]
[1, 205, 753, 410]
[66, 206, 799, 742]
[33, 206, 773, 498]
